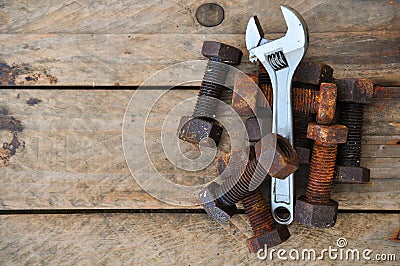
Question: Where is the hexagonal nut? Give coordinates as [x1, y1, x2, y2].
[307, 123, 348, 144]
[202, 41, 243, 65]
[335, 166, 370, 183]
[293, 61, 333, 85]
[232, 73, 259, 116]
[199, 182, 237, 224]
[335, 78, 374, 104]
[178, 116, 223, 147]
[295, 196, 338, 228]
[254, 134, 299, 179]
[316, 83, 337, 125]
[216, 146, 255, 177]
[245, 117, 272, 143]
[247, 226, 291, 253]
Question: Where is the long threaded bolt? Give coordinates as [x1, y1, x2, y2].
[295, 123, 347, 228]
[243, 189, 275, 233]
[178, 41, 242, 146]
[193, 59, 230, 118]
[243, 187, 290, 252]
[216, 159, 268, 206]
[306, 142, 337, 203]
[337, 103, 364, 166]
[334, 78, 373, 183]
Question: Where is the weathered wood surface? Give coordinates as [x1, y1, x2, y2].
[0, 89, 398, 210]
[0, 213, 398, 265]
[0, 0, 398, 86]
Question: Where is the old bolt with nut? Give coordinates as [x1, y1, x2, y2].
[295, 123, 348, 227]
[178, 41, 242, 147]
[292, 61, 334, 164]
[335, 78, 374, 183]
[199, 133, 299, 224]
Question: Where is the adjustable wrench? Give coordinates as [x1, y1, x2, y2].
[245, 6, 308, 224]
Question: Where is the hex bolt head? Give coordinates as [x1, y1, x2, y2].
[335, 78, 374, 104]
[295, 195, 338, 228]
[247, 225, 291, 252]
[178, 116, 222, 147]
[202, 41, 243, 65]
[335, 166, 370, 183]
[232, 73, 259, 116]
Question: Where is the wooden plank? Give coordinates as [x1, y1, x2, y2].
[0, 89, 398, 210]
[0, 213, 398, 265]
[0, 31, 398, 86]
[0, 0, 398, 34]
[374, 86, 400, 98]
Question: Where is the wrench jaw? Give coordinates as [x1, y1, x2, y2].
[245, 6, 309, 225]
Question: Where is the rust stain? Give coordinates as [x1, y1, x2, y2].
[0, 107, 24, 165]
[375, 103, 386, 112]
[26, 98, 42, 106]
[390, 228, 400, 242]
[0, 62, 58, 85]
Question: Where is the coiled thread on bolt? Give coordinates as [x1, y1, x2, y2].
[192, 60, 229, 118]
[294, 113, 315, 148]
[306, 142, 337, 203]
[216, 159, 268, 206]
[242, 189, 275, 233]
[258, 62, 273, 107]
[337, 103, 364, 166]
[292, 87, 319, 114]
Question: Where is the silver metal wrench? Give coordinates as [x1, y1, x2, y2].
[245, 6, 308, 224]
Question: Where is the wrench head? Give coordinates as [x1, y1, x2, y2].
[245, 16, 264, 51]
[246, 6, 308, 65]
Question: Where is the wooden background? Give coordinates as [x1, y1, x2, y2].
[0, 1, 399, 265]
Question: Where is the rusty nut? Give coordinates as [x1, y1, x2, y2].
[295, 196, 338, 228]
[316, 83, 337, 125]
[335, 166, 370, 183]
[247, 226, 291, 253]
[232, 73, 259, 116]
[245, 117, 272, 143]
[335, 78, 374, 104]
[178, 116, 223, 147]
[254, 133, 299, 179]
[202, 41, 243, 65]
[198, 182, 237, 224]
[293, 61, 333, 85]
[307, 123, 348, 144]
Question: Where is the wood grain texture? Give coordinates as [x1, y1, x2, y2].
[0, 89, 398, 210]
[0, 0, 398, 34]
[0, 1, 397, 86]
[0, 213, 398, 265]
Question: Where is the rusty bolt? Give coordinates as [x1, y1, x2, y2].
[295, 123, 348, 227]
[335, 78, 374, 183]
[244, 189, 290, 252]
[292, 62, 334, 164]
[199, 133, 298, 223]
[214, 147, 290, 250]
[178, 41, 242, 147]
[232, 73, 259, 116]
[178, 116, 223, 147]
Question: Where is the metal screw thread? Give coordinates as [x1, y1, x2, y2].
[192, 59, 229, 118]
[294, 112, 315, 148]
[217, 159, 268, 206]
[337, 103, 364, 166]
[306, 141, 337, 203]
[242, 189, 275, 233]
[258, 62, 273, 107]
[292, 87, 319, 114]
